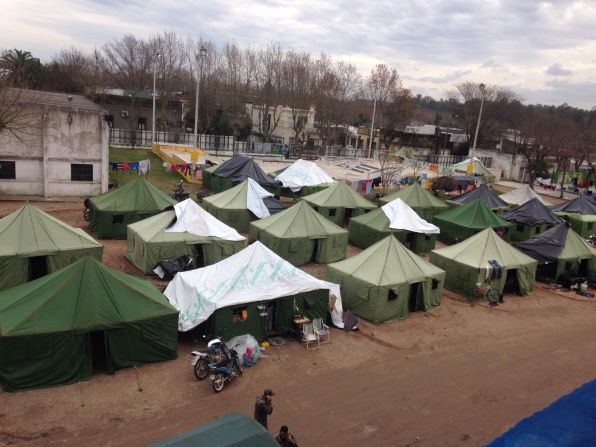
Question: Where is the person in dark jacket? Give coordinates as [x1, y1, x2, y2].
[254, 388, 275, 428]
[274, 425, 298, 446]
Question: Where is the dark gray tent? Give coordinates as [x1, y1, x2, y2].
[449, 184, 509, 211]
[514, 223, 596, 281]
[551, 196, 596, 237]
[550, 195, 596, 214]
[204, 155, 281, 193]
[500, 198, 562, 241]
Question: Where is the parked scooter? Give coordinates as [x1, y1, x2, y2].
[191, 338, 227, 380]
[209, 344, 242, 393]
[171, 180, 190, 201]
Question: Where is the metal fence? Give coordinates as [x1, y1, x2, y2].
[416, 154, 492, 168]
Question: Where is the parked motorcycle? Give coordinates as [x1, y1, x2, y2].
[171, 180, 190, 201]
[83, 199, 91, 222]
[209, 344, 242, 393]
[191, 338, 227, 380]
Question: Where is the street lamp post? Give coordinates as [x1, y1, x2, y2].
[367, 97, 377, 158]
[470, 83, 486, 160]
[193, 46, 207, 148]
[151, 53, 161, 144]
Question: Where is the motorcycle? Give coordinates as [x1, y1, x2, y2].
[83, 199, 91, 222]
[191, 338, 227, 380]
[209, 344, 242, 393]
[171, 180, 190, 201]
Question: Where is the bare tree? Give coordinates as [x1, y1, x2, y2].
[377, 149, 404, 193]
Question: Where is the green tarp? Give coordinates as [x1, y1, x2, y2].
[151, 413, 279, 447]
[348, 207, 437, 254]
[302, 180, 376, 226]
[434, 199, 513, 244]
[430, 228, 537, 298]
[327, 236, 445, 324]
[378, 182, 449, 220]
[0, 204, 103, 291]
[88, 177, 177, 239]
[0, 257, 178, 392]
[249, 200, 348, 265]
[126, 211, 245, 274]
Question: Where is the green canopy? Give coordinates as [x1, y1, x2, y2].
[152, 413, 279, 447]
[0, 257, 178, 392]
[348, 207, 437, 254]
[378, 182, 448, 220]
[430, 228, 537, 297]
[0, 204, 103, 291]
[88, 177, 177, 239]
[249, 200, 348, 265]
[126, 211, 245, 274]
[327, 235, 445, 323]
[302, 180, 376, 225]
[434, 199, 513, 244]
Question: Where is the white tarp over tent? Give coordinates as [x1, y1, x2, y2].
[275, 159, 336, 191]
[499, 184, 552, 206]
[166, 198, 245, 241]
[381, 198, 440, 234]
[246, 178, 274, 218]
[164, 241, 344, 331]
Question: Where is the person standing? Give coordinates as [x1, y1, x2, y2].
[275, 425, 298, 447]
[254, 388, 275, 429]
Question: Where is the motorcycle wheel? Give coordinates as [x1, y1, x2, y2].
[212, 373, 225, 393]
[193, 359, 209, 380]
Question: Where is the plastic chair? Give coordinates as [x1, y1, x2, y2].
[312, 317, 330, 344]
[301, 322, 320, 350]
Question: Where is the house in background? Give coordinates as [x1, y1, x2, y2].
[246, 103, 317, 144]
[0, 89, 109, 197]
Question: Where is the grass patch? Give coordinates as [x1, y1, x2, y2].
[109, 148, 200, 196]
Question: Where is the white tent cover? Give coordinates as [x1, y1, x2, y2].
[164, 241, 344, 331]
[499, 184, 552, 206]
[166, 198, 245, 241]
[275, 159, 336, 191]
[381, 198, 440, 234]
[246, 178, 274, 218]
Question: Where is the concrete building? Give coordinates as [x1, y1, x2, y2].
[246, 103, 317, 144]
[0, 89, 109, 197]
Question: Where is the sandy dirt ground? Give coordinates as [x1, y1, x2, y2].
[1, 200, 595, 447]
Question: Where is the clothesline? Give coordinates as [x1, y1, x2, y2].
[109, 159, 151, 175]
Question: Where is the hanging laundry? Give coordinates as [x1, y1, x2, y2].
[129, 162, 139, 173]
[139, 159, 150, 175]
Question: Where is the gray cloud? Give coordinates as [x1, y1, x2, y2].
[545, 63, 573, 76]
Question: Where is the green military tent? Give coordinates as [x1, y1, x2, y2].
[302, 180, 377, 226]
[0, 204, 103, 291]
[0, 257, 178, 392]
[274, 159, 335, 197]
[126, 199, 246, 274]
[348, 198, 440, 254]
[203, 178, 286, 232]
[327, 235, 445, 324]
[499, 198, 562, 242]
[448, 184, 509, 211]
[164, 241, 343, 340]
[447, 157, 496, 183]
[430, 228, 537, 298]
[249, 200, 348, 265]
[378, 182, 449, 220]
[514, 223, 596, 282]
[551, 196, 596, 238]
[434, 199, 513, 244]
[87, 177, 177, 239]
[152, 413, 279, 447]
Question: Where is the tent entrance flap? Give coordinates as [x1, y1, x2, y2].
[194, 244, 205, 268]
[89, 331, 113, 374]
[311, 239, 320, 263]
[28, 256, 48, 281]
[538, 263, 558, 281]
[504, 270, 522, 296]
[343, 209, 353, 227]
[579, 259, 589, 277]
[408, 282, 424, 312]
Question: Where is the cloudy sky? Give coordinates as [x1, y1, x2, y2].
[1, 0, 595, 109]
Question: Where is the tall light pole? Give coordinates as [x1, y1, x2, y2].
[151, 53, 161, 144]
[193, 46, 207, 148]
[471, 83, 486, 160]
[367, 97, 377, 158]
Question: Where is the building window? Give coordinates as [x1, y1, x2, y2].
[328, 208, 337, 217]
[232, 306, 248, 322]
[71, 164, 93, 182]
[387, 289, 397, 301]
[137, 117, 147, 130]
[104, 115, 114, 128]
[432, 279, 439, 290]
[588, 223, 594, 230]
[0, 161, 16, 179]
[112, 214, 124, 224]
[517, 225, 524, 232]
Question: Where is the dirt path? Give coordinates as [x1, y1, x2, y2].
[1, 201, 596, 446]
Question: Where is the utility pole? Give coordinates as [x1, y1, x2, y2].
[151, 53, 161, 144]
[368, 97, 377, 158]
